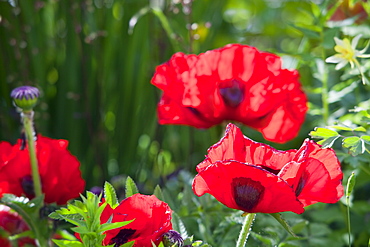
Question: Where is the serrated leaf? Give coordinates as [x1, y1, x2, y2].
[270, 213, 300, 238]
[104, 181, 119, 209]
[342, 136, 365, 156]
[171, 212, 188, 239]
[309, 127, 339, 139]
[52, 239, 84, 247]
[125, 176, 139, 197]
[153, 185, 164, 201]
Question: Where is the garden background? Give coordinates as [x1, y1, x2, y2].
[1, 0, 370, 246]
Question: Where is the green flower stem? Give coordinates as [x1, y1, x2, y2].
[22, 111, 43, 198]
[321, 67, 329, 125]
[236, 213, 256, 247]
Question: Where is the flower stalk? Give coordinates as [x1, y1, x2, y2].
[236, 213, 256, 247]
[22, 110, 43, 199]
[11, 86, 43, 199]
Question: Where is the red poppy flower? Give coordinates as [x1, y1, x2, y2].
[192, 123, 343, 214]
[151, 44, 308, 143]
[0, 205, 36, 247]
[101, 194, 172, 247]
[0, 135, 85, 205]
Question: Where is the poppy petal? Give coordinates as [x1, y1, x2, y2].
[197, 123, 297, 173]
[192, 160, 304, 214]
[151, 44, 308, 143]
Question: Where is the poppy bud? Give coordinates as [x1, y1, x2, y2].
[162, 230, 184, 247]
[10, 86, 40, 111]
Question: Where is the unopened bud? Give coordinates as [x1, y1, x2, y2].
[11, 86, 40, 111]
[163, 230, 184, 247]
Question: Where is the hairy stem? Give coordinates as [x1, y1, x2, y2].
[236, 213, 256, 247]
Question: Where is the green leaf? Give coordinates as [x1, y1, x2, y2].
[125, 176, 139, 197]
[120, 241, 135, 247]
[128, 7, 151, 35]
[8, 230, 33, 241]
[52, 239, 84, 247]
[171, 212, 188, 239]
[346, 172, 356, 200]
[361, 135, 370, 144]
[354, 126, 367, 132]
[290, 24, 321, 39]
[153, 185, 164, 201]
[99, 219, 134, 233]
[104, 181, 119, 209]
[342, 136, 365, 156]
[328, 126, 353, 131]
[309, 127, 341, 148]
[309, 127, 339, 138]
[270, 213, 299, 238]
[318, 135, 340, 148]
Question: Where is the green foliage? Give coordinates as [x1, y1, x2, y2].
[0, 194, 52, 246]
[125, 176, 139, 198]
[50, 191, 133, 247]
[104, 181, 119, 209]
[310, 124, 370, 155]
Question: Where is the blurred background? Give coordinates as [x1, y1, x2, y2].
[0, 0, 321, 189]
[1, 1, 370, 245]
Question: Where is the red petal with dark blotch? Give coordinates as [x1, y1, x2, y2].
[192, 160, 304, 214]
[151, 44, 308, 143]
[102, 194, 172, 247]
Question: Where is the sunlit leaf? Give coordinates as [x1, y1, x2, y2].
[328, 126, 353, 131]
[361, 135, 370, 144]
[125, 176, 139, 198]
[342, 136, 365, 156]
[318, 135, 341, 148]
[309, 127, 339, 138]
[99, 219, 134, 233]
[104, 181, 119, 209]
[52, 239, 84, 247]
[353, 126, 367, 132]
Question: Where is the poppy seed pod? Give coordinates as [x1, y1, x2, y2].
[10, 86, 40, 111]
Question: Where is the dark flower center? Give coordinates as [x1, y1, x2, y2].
[232, 177, 264, 211]
[20, 175, 35, 198]
[219, 80, 244, 108]
[110, 228, 136, 247]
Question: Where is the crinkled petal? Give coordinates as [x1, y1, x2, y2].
[197, 124, 298, 173]
[151, 44, 308, 143]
